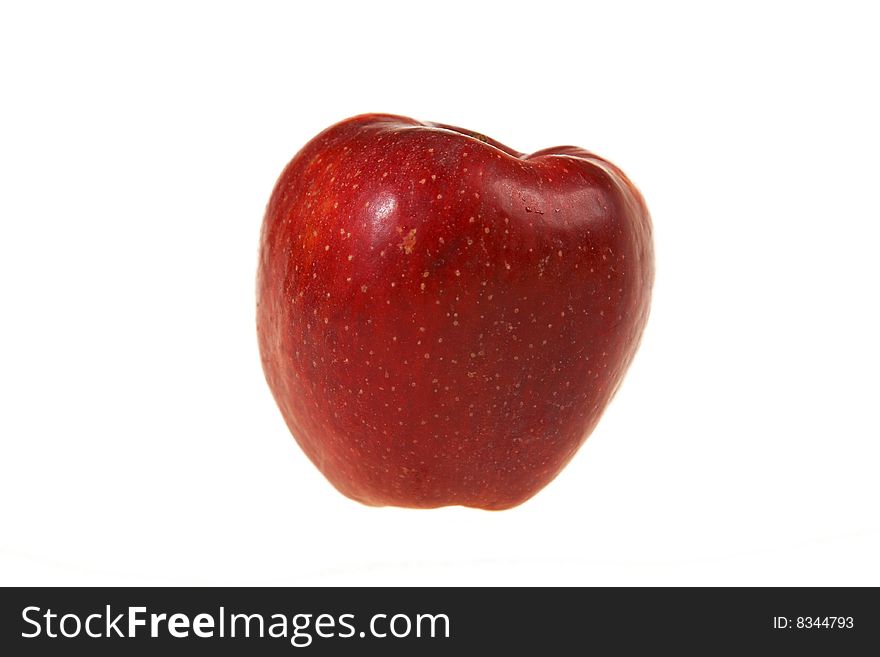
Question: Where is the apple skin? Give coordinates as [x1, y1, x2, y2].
[257, 114, 653, 509]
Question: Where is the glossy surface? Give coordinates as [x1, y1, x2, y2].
[257, 114, 653, 509]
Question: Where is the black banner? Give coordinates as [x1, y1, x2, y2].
[1, 587, 875, 654]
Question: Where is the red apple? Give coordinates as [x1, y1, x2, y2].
[257, 114, 653, 509]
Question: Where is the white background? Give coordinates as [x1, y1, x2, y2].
[1, 1, 878, 586]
